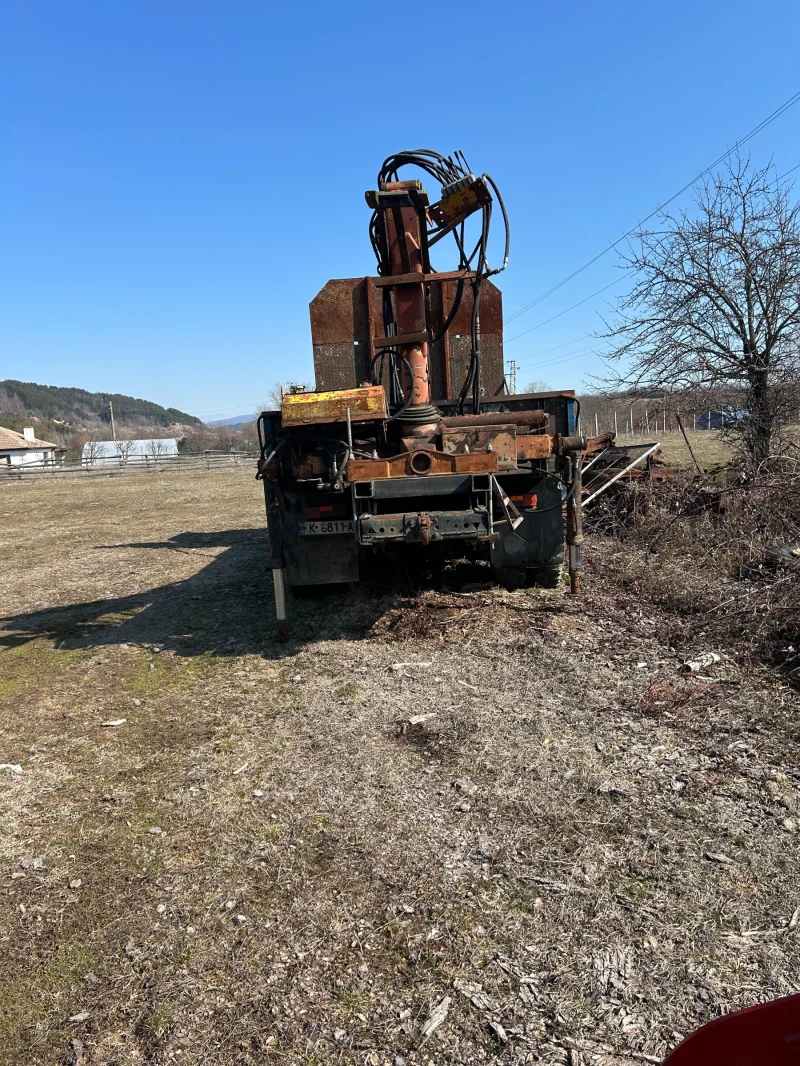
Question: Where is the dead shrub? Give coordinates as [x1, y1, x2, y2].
[601, 463, 800, 682]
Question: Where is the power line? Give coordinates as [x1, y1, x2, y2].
[515, 343, 607, 376]
[505, 273, 633, 343]
[504, 88, 800, 325]
[504, 157, 800, 350]
[186, 153, 800, 416]
[778, 161, 800, 181]
[510, 333, 593, 359]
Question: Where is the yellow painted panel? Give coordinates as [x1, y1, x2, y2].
[281, 386, 388, 426]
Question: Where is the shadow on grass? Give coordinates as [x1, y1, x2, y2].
[0, 529, 398, 659]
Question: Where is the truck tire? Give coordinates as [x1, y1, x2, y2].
[496, 566, 527, 590]
[527, 565, 562, 589]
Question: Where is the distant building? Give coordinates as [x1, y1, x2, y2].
[81, 438, 179, 465]
[0, 425, 63, 467]
[697, 406, 748, 430]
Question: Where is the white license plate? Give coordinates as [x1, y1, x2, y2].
[298, 520, 355, 536]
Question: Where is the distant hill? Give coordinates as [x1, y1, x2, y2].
[0, 379, 201, 444]
[206, 413, 255, 429]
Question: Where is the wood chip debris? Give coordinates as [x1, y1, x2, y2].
[704, 851, 737, 864]
[408, 713, 435, 726]
[488, 1019, 508, 1043]
[421, 996, 451, 1038]
[681, 652, 721, 673]
[518, 874, 588, 894]
[100, 719, 127, 728]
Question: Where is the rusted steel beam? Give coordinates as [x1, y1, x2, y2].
[372, 331, 428, 349]
[441, 410, 548, 429]
[346, 450, 497, 482]
[373, 269, 477, 287]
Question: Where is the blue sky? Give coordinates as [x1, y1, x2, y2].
[2, 1, 799, 421]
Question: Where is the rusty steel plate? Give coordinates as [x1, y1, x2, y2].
[516, 435, 553, 460]
[441, 425, 517, 468]
[281, 386, 388, 426]
[345, 450, 497, 482]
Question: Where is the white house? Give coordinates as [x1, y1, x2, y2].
[81, 438, 179, 465]
[0, 425, 62, 467]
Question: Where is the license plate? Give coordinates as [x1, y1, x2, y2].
[298, 520, 355, 536]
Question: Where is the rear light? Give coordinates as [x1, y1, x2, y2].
[509, 493, 538, 508]
[305, 503, 347, 520]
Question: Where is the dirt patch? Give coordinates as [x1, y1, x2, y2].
[1, 470, 800, 1065]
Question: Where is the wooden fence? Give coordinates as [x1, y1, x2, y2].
[1, 451, 259, 483]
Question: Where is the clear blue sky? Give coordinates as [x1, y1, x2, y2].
[2, 1, 799, 420]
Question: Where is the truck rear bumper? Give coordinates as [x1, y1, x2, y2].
[359, 509, 492, 545]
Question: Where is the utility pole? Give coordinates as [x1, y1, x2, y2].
[507, 360, 517, 395]
[109, 401, 117, 442]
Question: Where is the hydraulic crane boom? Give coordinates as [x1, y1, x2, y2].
[257, 149, 584, 638]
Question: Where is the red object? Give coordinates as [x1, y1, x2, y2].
[509, 493, 538, 508]
[664, 994, 800, 1064]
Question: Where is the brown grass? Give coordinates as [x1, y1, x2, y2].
[614, 430, 734, 472]
[1, 470, 800, 1065]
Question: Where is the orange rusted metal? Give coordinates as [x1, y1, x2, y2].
[516, 435, 553, 460]
[441, 409, 548, 429]
[345, 449, 497, 482]
[441, 425, 517, 468]
[281, 386, 388, 426]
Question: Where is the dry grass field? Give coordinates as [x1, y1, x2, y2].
[612, 431, 733, 472]
[2, 470, 800, 1065]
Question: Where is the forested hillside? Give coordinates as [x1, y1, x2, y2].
[0, 379, 200, 444]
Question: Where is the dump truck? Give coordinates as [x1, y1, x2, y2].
[257, 149, 586, 638]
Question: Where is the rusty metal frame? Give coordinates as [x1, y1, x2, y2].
[582, 442, 661, 506]
[346, 450, 497, 482]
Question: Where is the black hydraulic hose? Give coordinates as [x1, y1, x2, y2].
[483, 173, 510, 276]
[528, 458, 584, 513]
[368, 150, 511, 420]
[387, 355, 415, 422]
[430, 276, 464, 344]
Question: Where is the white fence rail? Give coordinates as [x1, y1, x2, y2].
[1, 451, 259, 483]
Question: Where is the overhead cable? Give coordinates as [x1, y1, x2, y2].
[504, 88, 800, 325]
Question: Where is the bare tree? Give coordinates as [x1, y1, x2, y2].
[265, 381, 313, 410]
[82, 440, 103, 465]
[524, 379, 553, 394]
[147, 439, 171, 462]
[603, 157, 800, 465]
[116, 438, 136, 464]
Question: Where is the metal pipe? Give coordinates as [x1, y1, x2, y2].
[272, 567, 288, 642]
[264, 477, 288, 640]
[581, 445, 612, 474]
[441, 410, 548, 429]
[566, 454, 583, 596]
